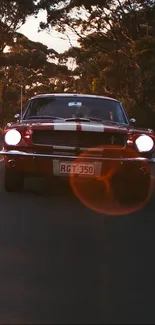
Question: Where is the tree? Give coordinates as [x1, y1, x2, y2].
[0, 0, 41, 53]
[44, 0, 155, 128]
[0, 32, 71, 125]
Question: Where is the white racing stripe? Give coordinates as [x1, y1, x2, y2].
[80, 123, 104, 132]
[54, 122, 104, 132]
[54, 122, 77, 131]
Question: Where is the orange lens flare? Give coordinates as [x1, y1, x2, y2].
[69, 146, 153, 216]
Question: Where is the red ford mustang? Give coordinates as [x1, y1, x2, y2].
[0, 93, 155, 202]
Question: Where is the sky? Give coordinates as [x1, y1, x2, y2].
[18, 10, 79, 53]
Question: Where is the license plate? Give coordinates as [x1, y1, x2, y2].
[59, 162, 95, 175]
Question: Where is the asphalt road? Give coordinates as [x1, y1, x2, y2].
[0, 161, 155, 324]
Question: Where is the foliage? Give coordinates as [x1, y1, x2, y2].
[0, 0, 155, 129]
[43, 0, 155, 128]
[0, 32, 71, 125]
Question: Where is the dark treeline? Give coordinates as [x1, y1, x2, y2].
[0, 0, 155, 129]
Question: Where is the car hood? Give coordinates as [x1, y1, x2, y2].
[6, 119, 154, 135]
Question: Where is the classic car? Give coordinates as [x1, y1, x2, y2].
[0, 93, 155, 203]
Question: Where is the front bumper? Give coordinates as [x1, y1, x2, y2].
[0, 149, 152, 161]
[1, 149, 154, 201]
[0, 149, 154, 176]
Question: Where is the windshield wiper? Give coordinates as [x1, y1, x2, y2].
[88, 117, 103, 122]
[65, 117, 124, 125]
[65, 117, 103, 122]
[89, 118, 119, 123]
[26, 115, 63, 120]
[101, 120, 121, 125]
[65, 117, 92, 122]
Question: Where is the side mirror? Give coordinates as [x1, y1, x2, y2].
[129, 118, 136, 125]
[14, 113, 21, 120]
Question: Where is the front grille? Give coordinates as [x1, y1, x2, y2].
[32, 130, 126, 148]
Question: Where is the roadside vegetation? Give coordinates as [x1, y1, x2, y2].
[0, 0, 155, 129]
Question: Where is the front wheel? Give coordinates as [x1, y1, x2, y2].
[111, 175, 151, 205]
[4, 167, 24, 192]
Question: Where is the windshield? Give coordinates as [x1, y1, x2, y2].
[23, 96, 128, 124]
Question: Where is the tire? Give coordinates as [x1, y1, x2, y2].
[4, 167, 24, 192]
[111, 175, 150, 204]
[44, 175, 56, 195]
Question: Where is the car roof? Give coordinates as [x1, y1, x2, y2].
[30, 93, 119, 102]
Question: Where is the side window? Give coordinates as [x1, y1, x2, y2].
[116, 105, 125, 123]
[23, 101, 30, 116]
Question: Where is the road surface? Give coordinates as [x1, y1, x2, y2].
[0, 161, 155, 324]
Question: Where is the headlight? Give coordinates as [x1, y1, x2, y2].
[135, 135, 154, 152]
[4, 129, 21, 145]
